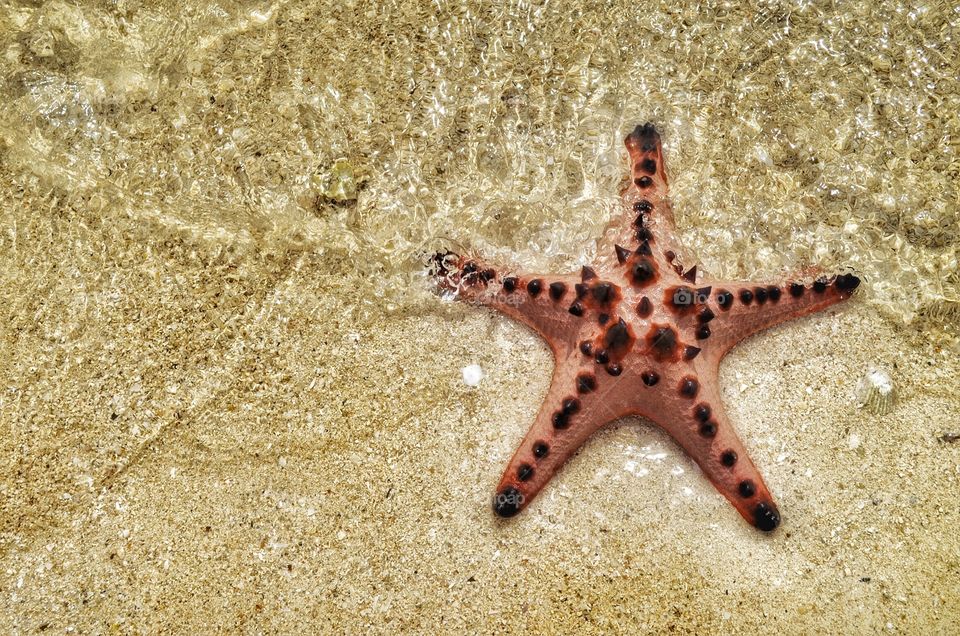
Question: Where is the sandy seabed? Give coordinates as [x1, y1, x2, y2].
[1, 0, 958, 633]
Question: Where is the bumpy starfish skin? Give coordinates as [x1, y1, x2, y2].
[433, 124, 860, 532]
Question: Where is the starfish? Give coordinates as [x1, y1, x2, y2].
[432, 123, 860, 532]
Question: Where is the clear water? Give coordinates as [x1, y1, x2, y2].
[2, 1, 957, 332]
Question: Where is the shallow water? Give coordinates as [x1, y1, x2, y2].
[1, 0, 958, 633]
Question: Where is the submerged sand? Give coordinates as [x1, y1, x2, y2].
[1, 0, 958, 633]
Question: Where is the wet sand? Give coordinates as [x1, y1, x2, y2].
[2, 0, 958, 633]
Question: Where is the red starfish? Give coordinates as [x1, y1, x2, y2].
[432, 123, 860, 532]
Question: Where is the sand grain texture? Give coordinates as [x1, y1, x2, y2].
[1, 0, 958, 633]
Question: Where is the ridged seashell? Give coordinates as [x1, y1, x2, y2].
[856, 367, 896, 415]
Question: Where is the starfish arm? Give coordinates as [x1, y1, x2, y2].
[644, 379, 782, 532]
[491, 352, 626, 517]
[702, 273, 861, 357]
[432, 252, 589, 351]
[599, 123, 688, 278]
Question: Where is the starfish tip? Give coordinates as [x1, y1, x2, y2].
[493, 486, 524, 518]
[835, 273, 861, 292]
[753, 501, 781, 532]
[625, 122, 660, 152]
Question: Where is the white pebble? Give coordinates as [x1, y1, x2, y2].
[848, 433, 861, 450]
[462, 364, 483, 387]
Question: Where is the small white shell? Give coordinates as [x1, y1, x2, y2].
[855, 367, 896, 415]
